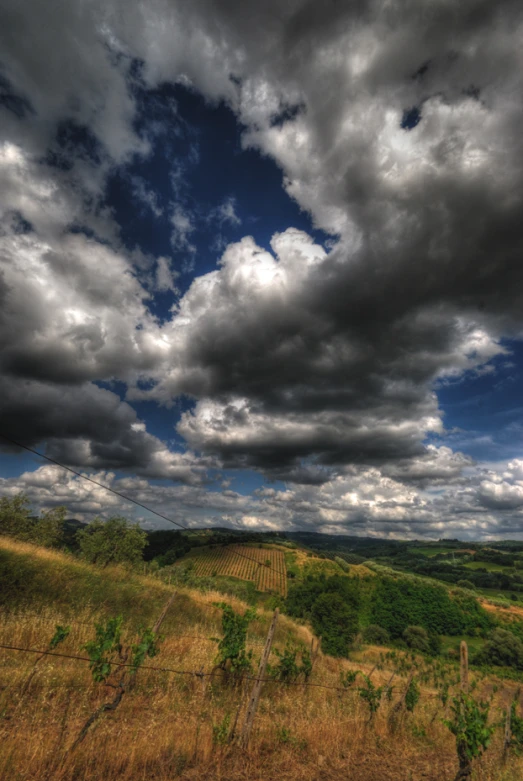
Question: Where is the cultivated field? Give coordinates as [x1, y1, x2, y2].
[177, 544, 288, 596]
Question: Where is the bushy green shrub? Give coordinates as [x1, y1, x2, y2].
[362, 624, 390, 645]
[474, 628, 523, 669]
[403, 626, 430, 653]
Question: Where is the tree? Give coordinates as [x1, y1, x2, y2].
[311, 592, 358, 657]
[32, 506, 65, 548]
[76, 517, 148, 567]
[0, 493, 32, 539]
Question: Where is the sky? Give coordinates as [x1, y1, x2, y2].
[1, 0, 523, 540]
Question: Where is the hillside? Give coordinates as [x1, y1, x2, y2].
[286, 533, 523, 606]
[2, 536, 523, 781]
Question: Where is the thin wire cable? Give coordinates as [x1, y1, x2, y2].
[0, 643, 345, 690]
[0, 433, 287, 580]
[0, 643, 457, 696]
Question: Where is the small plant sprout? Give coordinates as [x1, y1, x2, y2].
[269, 644, 312, 682]
[213, 603, 256, 680]
[340, 669, 359, 688]
[212, 714, 231, 746]
[49, 624, 71, 649]
[83, 616, 124, 683]
[71, 617, 163, 752]
[357, 674, 383, 722]
[131, 627, 160, 673]
[405, 678, 420, 713]
[444, 693, 496, 781]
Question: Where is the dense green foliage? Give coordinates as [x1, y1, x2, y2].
[362, 624, 390, 645]
[144, 530, 192, 565]
[403, 625, 431, 653]
[311, 593, 358, 657]
[77, 517, 148, 567]
[286, 574, 360, 657]
[370, 577, 492, 639]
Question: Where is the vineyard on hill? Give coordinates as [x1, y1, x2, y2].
[177, 544, 288, 596]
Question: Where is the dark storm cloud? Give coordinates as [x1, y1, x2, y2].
[0, 377, 204, 482]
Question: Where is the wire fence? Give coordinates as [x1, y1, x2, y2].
[0, 641, 452, 699]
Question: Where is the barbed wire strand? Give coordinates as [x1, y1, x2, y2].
[0, 642, 456, 699]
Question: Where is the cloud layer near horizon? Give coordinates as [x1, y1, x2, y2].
[1, 0, 523, 537]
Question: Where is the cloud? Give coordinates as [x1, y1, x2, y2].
[155, 256, 179, 293]
[210, 196, 241, 227]
[130, 227, 505, 475]
[0, 378, 205, 483]
[4, 452, 523, 540]
[1, 0, 523, 538]
[131, 176, 164, 217]
[170, 204, 196, 253]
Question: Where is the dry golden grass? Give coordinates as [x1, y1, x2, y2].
[1, 537, 523, 781]
[481, 599, 523, 621]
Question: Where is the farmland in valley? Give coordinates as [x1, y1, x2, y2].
[177, 544, 288, 596]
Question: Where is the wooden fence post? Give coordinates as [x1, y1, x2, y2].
[311, 637, 321, 671]
[238, 609, 278, 749]
[460, 641, 468, 695]
[152, 591, 177, 634]
[503, 703, 512, 761]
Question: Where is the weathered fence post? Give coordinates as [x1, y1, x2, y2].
[311, 636, 321, 671]
[152, 591, 177, 634]
[238, 609, 278, 749]
[503, 704, 512, 761]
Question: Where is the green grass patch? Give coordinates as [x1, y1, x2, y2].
[463, 561, 511, 572]
[440, 634, 484, 655]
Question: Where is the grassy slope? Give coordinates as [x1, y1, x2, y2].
[1, 536, 523, 781]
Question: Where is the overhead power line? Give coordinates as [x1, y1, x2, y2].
[0, 433, 284, 578]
